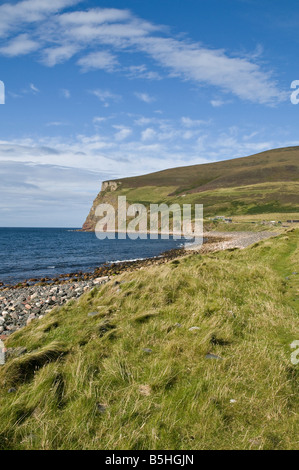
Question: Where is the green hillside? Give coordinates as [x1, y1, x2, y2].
[83, 146, 299, 230]
[0, 230, 298, 450]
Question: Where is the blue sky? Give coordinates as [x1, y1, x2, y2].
[0, 0, 298, 227]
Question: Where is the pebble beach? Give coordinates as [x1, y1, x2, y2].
[0, 247, 187, 338]
[0, 231, 277, 339]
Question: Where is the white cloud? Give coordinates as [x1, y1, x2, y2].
[0, 0, 81, 37]
[113, 125, 132, 141]
[134, 117, 156, 126]
[78, 50, 118, 72]
[210, 99, 230, 107]
[7, 83, 40, 98]
[0, 118, 297, 226]
[30, 83, 40, 93]
[138, 37, 284, 105]
[0, 33, 39, 56]
[61, 88, 71, 99]
[181, 117, 208, 128]
[90, 89, 121, 107]
[62, 20, 157, 46]
[42, 44, 79, 66]
[0, 159, 109, 227]
[141, 128, 156, 141]
[182, 130, 195, 140]
[58, 8, 131, 25]
[127, 65, 162, 80]
[135, 92, 155, 103]
[0, 3, 285, 104]
[46, 121, 69, 127]
[93, 117, 107, 124]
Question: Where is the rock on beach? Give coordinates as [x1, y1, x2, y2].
[0, 278, 109, 338]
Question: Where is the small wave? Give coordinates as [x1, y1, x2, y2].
[109, 257, 146, 264]
[47, 266, 56, 269]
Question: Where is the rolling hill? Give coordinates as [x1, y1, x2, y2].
[83, 146, 299, 230]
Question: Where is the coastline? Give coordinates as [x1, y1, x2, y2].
[0, 246, 191, 339]
[0, 231, 277, 339]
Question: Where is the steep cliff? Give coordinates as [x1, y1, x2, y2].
[82, 146, 299, 231]
[82, 181, 121, 231]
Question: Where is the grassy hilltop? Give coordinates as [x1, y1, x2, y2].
[83, 146, 299, 230]
[0, 229, 298, 450]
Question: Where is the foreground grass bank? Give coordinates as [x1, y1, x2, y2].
[0, 230, 298, 450]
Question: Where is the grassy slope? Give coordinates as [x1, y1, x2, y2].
[116, 146, 299, 192]
[83, 147, 299, 230]
[0, 230, 298, 450]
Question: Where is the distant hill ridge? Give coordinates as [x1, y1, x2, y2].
[83, 146, 299, 230]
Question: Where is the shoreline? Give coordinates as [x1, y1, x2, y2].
[0, 233, 210, 291]
[0, 231, 278, 339]
[0, 245, 191, 291]
[0, 245, 193, 339]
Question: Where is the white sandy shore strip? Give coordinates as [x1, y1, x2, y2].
[186, 231, 279, 252]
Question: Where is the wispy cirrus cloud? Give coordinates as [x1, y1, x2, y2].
[90, 89, 121, 107]
[46, 121, 69, 127]
[0, 0, 82, 38]
[93, 116, 107, 124]
[135, 92, 156, 103]
[42, 44, 80, 66]
[61, 88, 71, 99]
[29, 83, 39, 93]
[136, 36, 284, 105]
[8, 82, 40, 98]
[0, 2, 286, 105]
[181, 117, 209, 128]
[0, 33, 39, 56]
[126, 65, 162, 80]
[77, 50, 118, 72]
[210, 99, 230, 107]
[58, 7, 131, 25]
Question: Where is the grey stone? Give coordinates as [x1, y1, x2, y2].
[0, 339, 6, 365]
[205, 353, 223, 360]
[88, 311, 99, 317]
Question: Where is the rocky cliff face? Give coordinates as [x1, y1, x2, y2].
[101, 181, 119, 192]
[82, 146, 299, 231]
[82, 180, 121, 231]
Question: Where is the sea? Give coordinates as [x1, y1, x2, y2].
[0, 228, 188, 285]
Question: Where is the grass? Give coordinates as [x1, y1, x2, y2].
[0, 230, 298, 450]
[114, 146, 299, 194]
[84, 182, 299, 231]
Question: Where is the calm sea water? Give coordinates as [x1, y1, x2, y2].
[0, 228, 187, 285]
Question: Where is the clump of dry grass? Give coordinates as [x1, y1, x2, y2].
[0, 341, 67, 387]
